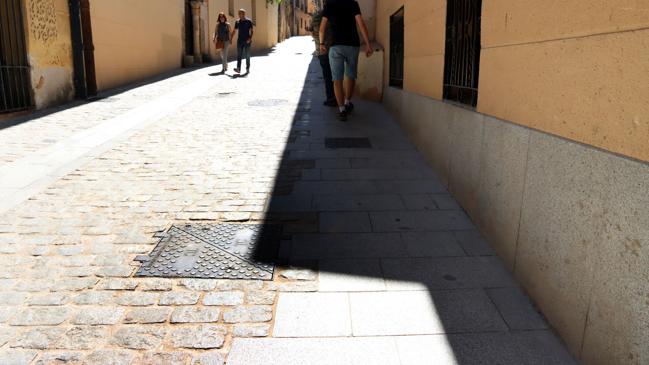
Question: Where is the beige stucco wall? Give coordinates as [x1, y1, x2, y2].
[23, 0, 75, 109]
[376, 0, 445, 100]
[90, 0, 185, 91]
[253, 0, 279, 52]
[297, 8, 311, 36]
[357, 0, 377, 41]
[479, 1, 649, 163]
[377, 0, 649, 162]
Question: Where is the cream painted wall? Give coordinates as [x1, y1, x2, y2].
[479, 1, 649, 163]
[252, 0, 279, 52]
[90, 0, 185, 91]
[23, 0, 75, 108]
[377, 0, 649, 162]
[357, 0, 377, 41]
[482, 0, 649, 48]
[479, 28, 649, 164]
[376, 0, 445, 100]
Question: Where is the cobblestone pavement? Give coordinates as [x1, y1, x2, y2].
[0, 37, 577, 365]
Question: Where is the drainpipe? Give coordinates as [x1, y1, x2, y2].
[80, 0, 97, 96]
[68, 0, 86, 98]
[191, 1, 202, 63]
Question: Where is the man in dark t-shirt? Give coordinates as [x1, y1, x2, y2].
[232, 9, 254, 74]
[319, 0, 373, 121]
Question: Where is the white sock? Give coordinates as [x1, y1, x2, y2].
[345, 99, 351, 105]
[339, 106, 345, 113]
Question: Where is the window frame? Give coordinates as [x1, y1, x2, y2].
[443, 0, 482, 107]
[389, 6, 405, 89]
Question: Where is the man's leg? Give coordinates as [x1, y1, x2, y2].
[342, 46, 361, 111]
[333, 81, 345, 109]
[344, 78, 356, 102]
[245, 44, 251, 71]
[328, 46, 348, 120]
[318, 54, 335, 104]
[236, 43, 243, 72]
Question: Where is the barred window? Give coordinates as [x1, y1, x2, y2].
[389, 7, 404, 89]
[443, 0, 482, 107]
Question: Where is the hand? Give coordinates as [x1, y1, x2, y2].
[365, 45, 374, 58]
[247, 38, 251, 44]
[319, 45, 328, 55]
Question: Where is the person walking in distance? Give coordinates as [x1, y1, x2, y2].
[231, 9, 254, 74]
[319, 0, 373, 121]
[213, 12, 232, 73]
[310, 2, 336, 107]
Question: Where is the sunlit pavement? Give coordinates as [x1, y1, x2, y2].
[0, 37, 577, 365]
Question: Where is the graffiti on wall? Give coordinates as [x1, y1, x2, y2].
[29, 0, 58, 44]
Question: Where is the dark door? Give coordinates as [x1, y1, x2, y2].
[185, 0, 194, 55]
[389, 7, 404, 88]
[0, 0, 32, 113]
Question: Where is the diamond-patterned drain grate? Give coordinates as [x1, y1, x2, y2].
[325, 137, 372, 149]
[135, 223, 281, 280]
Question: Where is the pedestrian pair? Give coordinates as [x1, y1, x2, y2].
[214, 9, 254, 74]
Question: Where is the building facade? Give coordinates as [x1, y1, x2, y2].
[375, 1, 649, 364]
[0, 0, 281, 114]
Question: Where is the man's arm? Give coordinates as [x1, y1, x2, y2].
[355, 15, 373, 57]
[318, 17, 329, 55]
[249, 23, 254, 42]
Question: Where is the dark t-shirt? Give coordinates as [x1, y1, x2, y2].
[322, 0, 361, 47]
[216, 22, 230, 42]
[235, 18, 254, 44]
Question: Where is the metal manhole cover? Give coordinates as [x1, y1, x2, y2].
[325, 138, 372, 149]
[135, 223, 281, 280]
[247, 99, 289, 107]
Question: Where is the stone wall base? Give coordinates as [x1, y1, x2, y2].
[383, 86, 649, 365]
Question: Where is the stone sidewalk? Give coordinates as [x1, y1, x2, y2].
[0, 37, 578, 364]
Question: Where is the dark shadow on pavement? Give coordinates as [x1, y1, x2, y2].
[248, 56, 580, 365]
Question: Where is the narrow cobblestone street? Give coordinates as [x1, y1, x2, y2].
[0, 37, 577, 365]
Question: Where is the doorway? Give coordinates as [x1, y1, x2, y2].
[0, 0, 33, 113]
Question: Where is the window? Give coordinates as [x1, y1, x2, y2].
[228, 0, 234, 17]
[443, 0, 482, 107]
[389, 7, 404, 88]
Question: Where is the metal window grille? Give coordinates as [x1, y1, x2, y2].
[443, 0, 482, 107]
[389, 7, 404, 88]
[0, 0, 32, 113]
